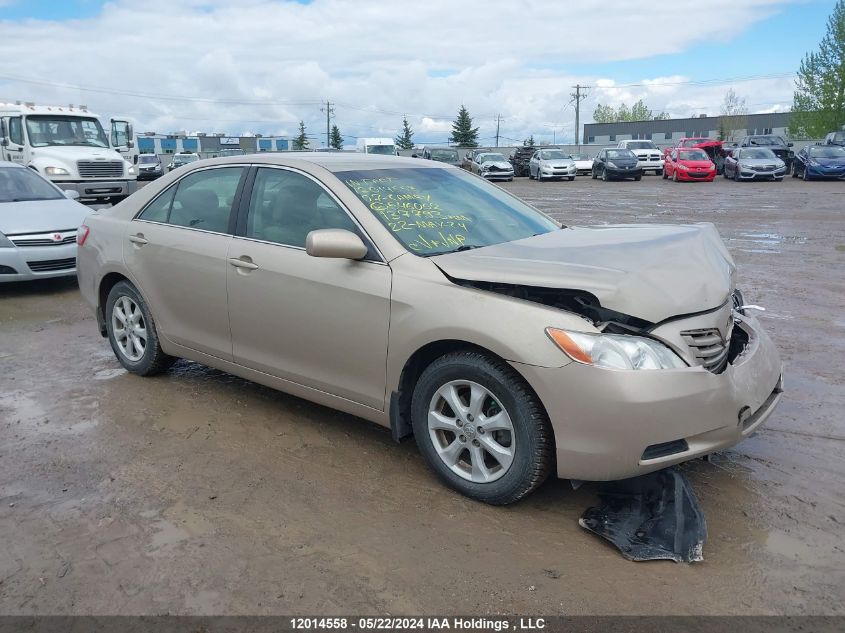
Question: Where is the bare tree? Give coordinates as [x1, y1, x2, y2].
[718, 89, 748, 142]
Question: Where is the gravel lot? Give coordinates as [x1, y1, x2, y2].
[0, 174, 843, 615]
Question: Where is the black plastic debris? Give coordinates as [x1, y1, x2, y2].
[578, 467, 707, 563]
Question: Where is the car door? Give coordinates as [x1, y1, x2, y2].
[125, 165, 246, 360]
[226, 166, 391, 410]
[726, 150, 737, 176]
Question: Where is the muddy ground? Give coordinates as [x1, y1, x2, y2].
[0, 175, 843, 615]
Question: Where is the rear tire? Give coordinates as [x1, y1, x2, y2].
[105, 281, 175, 376]
[411, 351, 554, 505]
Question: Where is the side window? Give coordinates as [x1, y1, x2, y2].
[138, 186, 176, 223]
[169, 168, 243, 233]
[9, 117, 23, 145]
[245, 168, 358, 249]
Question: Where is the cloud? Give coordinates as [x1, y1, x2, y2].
[0, 0, 796, 144]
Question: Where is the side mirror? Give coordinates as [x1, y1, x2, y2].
[787, 142, 794, 147]
[0, 119, 7, 146]
[411, 153, 419, 158]
[305, 229, 368, 260]
[63, 189, 80, 200]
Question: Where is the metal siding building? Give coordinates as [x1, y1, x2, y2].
[583, 112, 793, 144]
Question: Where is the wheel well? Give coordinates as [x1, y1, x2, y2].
[390, 340, 551, 446]
[97, 272, 130, 336]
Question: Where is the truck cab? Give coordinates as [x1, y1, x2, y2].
[0, 102, 137, 204]
[617, 139, 663, 175]
[355, 137, 397, 155]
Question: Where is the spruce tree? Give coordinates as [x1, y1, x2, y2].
[329, 124, 343, 150]
[523, 135, 535, 147]
[449, 105, 479, 147]
[790, 0, 845, 137]
[395, 116, 415, 149]
[293, 121, 309, 150]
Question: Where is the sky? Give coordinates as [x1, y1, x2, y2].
[0, 0, 837, 146]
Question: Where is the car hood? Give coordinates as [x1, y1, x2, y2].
[431, 223, 736, 323]
[481, 161, 513, 170]
[0, 198, 90, 234]
[740, 158, 784, 166]
[678, 160, 714, 168]
[628, 148, 659, 156]
[540, 160, 574, 167]
[810, 157, 845, 166]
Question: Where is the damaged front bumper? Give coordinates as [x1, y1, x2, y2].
[513, 313, 783, 481]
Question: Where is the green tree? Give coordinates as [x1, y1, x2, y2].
[593, 104, 616, 123]
[653, 111, 671, 120]
[717, 88, 748, 142]
[293, 121, 309, 150]
[523, 135, 535, 147]
[395, 116, 415, 149]
[790, 0, 845, 138]
[449, 105, 479, 147]
[628, 99, 653, 121]
[329, 124, 343, 150]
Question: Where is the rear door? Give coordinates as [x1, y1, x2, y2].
[226, 166, 391, 409]
[124, 165, 246, 360]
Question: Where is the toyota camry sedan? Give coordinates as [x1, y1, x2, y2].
[77, 154, 783, 505]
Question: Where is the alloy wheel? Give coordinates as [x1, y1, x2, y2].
[111, 296, 147, 362]
[427, 380, 515, 483]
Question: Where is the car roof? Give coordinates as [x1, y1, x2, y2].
[192, 152, 448, 173]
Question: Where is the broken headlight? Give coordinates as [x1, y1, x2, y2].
[546, 327, 687, 370]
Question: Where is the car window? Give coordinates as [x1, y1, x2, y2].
[138, 167, 242, 232]
[9, 117, 23, 145]
[245, 167, 358, 248]
[0, 166, 64, 203]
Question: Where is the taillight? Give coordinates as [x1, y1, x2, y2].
[77, 225, 90, 246]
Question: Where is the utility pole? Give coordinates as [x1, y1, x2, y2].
[320, 100, 335, 149]
[495, 114, 502, 147]
[570, 84, 590, 150]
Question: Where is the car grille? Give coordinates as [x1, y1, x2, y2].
[77, 160, 124, 178]
[27, 257, 76, 272]
[688, 171, 709, 178]
[9, 230, 77, 247]
[640, 154, 661, 161]
[681, 328, 730, 373]
[752, 165, 777, 172]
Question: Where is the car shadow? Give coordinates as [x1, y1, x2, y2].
[0, 276, 79, 299]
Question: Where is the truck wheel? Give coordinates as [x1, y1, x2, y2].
[411, 351, 553, 505]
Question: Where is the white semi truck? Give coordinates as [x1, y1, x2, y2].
[355, 137, 397, 155]
[0, 102, 137, 203]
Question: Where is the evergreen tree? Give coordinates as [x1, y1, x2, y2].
[449, 105, 479, 147]
[293, 121, 309, 150]
[523, 135, 535, 147]
[329, 124, 343, 150]
[395, 116, 415, 149]
[790, 0, 845, 137]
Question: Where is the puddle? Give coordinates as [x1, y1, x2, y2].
[731, 233, 808, 246]
[94, 367, 128, 380]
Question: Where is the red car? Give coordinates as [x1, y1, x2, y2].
[662, 147, 717, 182]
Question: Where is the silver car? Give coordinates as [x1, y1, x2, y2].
[529, 149, 576, 181]
[724, 148, 787, 181]
[470, 152, 514, 181]
[77, 153, 783, 505]
[0, 161, 90, 282]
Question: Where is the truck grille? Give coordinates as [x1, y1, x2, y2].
[681, 328, 729, 373]
[27, 257, 76, 272]
[77, 160, 124, 178]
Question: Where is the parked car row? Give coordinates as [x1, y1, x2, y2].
[133, 151, 201, 182]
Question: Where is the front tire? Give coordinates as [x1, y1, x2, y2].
[803, 167, 810, 181]
[601, 168, 608, 182]
[411, 351, 553, 505]
[105, 281, 174, 376]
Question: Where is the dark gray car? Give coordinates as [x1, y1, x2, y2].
[420, 146, 461, 167]
[736, 135, 794, 170]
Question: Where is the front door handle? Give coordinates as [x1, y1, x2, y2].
[128, 233, 148, 245]
[228, 257, 259, 270]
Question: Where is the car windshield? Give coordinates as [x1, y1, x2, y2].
[749, 136, 786, 146]
[606, 149, 635, 159]
[539, 150, 570, 160]
[679, 149, 709, 161]
[337, 168, 558, 256]
[138, 155, 159, 164]
[367, 145, 395, 155]
[809, 146, 845, 158]
[834, 132, 845, 142]
[0, 166, 64, 203]
[25, 115, 109, 148]
[682, 139, 708, 147]
[430, 149, 459, 162]
[478, 153, 508, 163]
[741, 148, 777, 159]
[625, 142, 656, 149]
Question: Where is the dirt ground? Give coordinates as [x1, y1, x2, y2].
[0, 175, 843, 616]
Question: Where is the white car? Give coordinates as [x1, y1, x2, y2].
[529, 149, 576, 181]
[617, 140, 664, 175]
[470, 152, 514, 181]
[572, 153, 595, 175]
[0, 161, 90, 282]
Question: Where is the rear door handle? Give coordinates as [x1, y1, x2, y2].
[128, 233, 148, 245]
[228, 257, 259, 270]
